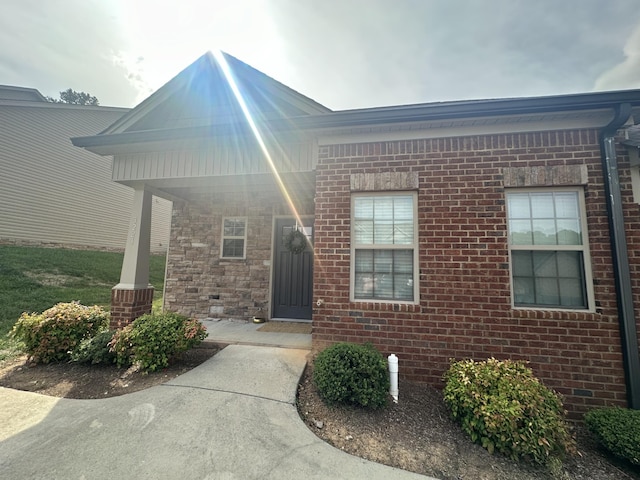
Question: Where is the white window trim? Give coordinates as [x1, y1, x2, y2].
[350, 192, 419, 304]
[220, 216, 247, 260]
[506, 187, 595, 312]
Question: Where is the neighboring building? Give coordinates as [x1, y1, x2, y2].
[72, 52, 640, 417]
[0, 85, 171, 253]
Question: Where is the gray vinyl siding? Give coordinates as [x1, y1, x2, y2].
[112, 139, 316, 181]
[0, 103, 171, 253]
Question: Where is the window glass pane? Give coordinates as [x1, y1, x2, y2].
[223, 218, 245, 236]
[532, 219, 557, 245]
[555, 192, 579, 218]
[556, 219, 581, 245]
[394, 197, 413, 220]
[513, 277, 535, 304]
[374, 221, 394, 244]
[512, 251, 533, 276]
[560, 279, 586, 307]
[530, 193, 554, 218]
[354, 220, 374, 244]
[374, 197, 393, 220]
[222, 239, 244, 258]
[394, 274, 414, 300]
[393, 250, 413, 273]
[394, 221, 413, 244]
[354, 273, 374, 298]
[557, 251, 582, 277]
[373, 250, 393, 274]
[508, 194, 531, 218]
[374, 273, 393, 298]
[533, 251, 558, 277]
[509, 219, 533, 245]
[354, 197, 374, 219]
[354, 250, 373, 272]
[535, 277, 560, 305]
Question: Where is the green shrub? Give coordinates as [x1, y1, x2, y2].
[109, 312, 207, 372]
[71, 330, 117, 365]
[313, 342, 389, 409]
[585, 407, 640, 466]
[443, 358, 575, 465]
[10, 302, 109, 363]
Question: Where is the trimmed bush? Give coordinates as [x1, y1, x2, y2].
[10, 302, 109, 363]
[443, 358, 575, 465]
[313, 342, 389, 409]
[110, 312, 207, 372]
[71, 330, 117, 365]
[585, 407, 640, 466]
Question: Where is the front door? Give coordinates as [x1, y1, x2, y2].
[272, 217, 313, 320]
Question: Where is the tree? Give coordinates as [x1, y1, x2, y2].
[45, 88, 99, 106]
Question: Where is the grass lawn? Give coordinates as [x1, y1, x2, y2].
[0, 245, 166, 358]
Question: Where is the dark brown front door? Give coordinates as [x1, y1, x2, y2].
[272, 217, 313, 320]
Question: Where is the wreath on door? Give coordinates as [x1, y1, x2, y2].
[285, 229, 307, 254]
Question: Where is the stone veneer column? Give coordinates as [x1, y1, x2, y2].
[111, 187, 154, 329]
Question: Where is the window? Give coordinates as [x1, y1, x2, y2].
[352, 193, 417, 302]
[221, 217, 247, 259]
[506, 189, 593, 309]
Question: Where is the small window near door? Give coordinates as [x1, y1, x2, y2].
[221, 217, 247, 259]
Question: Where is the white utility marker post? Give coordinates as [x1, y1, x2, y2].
[388, 354, 399, 403]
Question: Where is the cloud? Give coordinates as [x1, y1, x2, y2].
[594, 20, 640, 92]
[266, 0, 640, 109]
[0, 0, 140, 106]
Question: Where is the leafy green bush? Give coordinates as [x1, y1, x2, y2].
[443, 358, 575, 465]
[109, 312, 207, 372]
[585, 407, 640, 466]
[10, 302, 109, 363]
[313, 342, 389, 409]
[71, 330, 117, 365]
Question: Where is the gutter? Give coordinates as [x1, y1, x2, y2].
[600, 103, 640, 409]
[72, 89, 640, 150]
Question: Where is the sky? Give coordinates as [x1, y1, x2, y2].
[2, 0, 640, 110]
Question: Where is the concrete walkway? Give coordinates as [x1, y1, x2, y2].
[0, 344, 434, 480]
[201, 318, 312, 349]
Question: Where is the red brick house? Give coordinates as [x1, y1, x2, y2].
[73, 52, 640, 416]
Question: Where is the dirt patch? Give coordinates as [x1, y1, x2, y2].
[297, 364, 640, 480]
[0, 345, 221, 399]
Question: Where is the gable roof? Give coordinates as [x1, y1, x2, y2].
[99, 51, 330, 136]
[0, 85, 47, 102]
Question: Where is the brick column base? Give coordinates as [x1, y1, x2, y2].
[110, 287, 154, 330]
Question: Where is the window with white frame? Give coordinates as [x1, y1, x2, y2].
[352, 193, 417, 302]
[221, 217, 247, 259]
[506, 188, 593, 309]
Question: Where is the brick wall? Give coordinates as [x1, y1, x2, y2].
[164, 186, 314, 321]
[110, 287, 154, 329]
[312, 130, 640, 418]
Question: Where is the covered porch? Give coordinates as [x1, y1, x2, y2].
[71, 52, 327, 327]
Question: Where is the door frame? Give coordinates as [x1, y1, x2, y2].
[270, 215, 314, 321]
